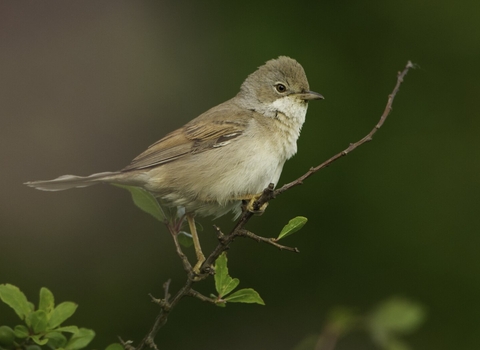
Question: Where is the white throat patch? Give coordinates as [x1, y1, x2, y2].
[271, 96, 308, 125]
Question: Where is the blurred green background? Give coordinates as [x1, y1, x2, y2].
[1, 1, 479, 349]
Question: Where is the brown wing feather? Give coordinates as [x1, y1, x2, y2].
[122, 100, 253, 172]
[122, 129, 192, 171]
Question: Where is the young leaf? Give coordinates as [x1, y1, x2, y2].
[27, 302, 35, 313]
[178, 231, 194, 248]
[31, 334, 49, 346]
[39, 287, 55, 316]
[220, 277, 240, 298]
[26, 310, 48, 333]
[13, 325, 29, 338]
[214, 253, 240, 297]
[65, 328, 95, 350]
[277, 216, 308, 240]
[215, 301, 226, 308]
[224, 288, 265, 305]
[45, 331, 68, 348]
[114, 184, 165, 222]
[0, 326, 15, 347]
[48, 302, 78, 329]
[55, 325, 80, 333]
[25, 345, 43, 350]
[105, 343, 125, 350]
[0, 284, 32, 320]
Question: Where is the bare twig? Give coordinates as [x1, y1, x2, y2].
[238, 229, 299, 252]
[167, 222, 193, 275]
[119, 337, 135, 350]
[137, 278, 195, 350]
[187, 289, 217, 304]
[134, 61, 414, 350]
[275, 61, 415, 197]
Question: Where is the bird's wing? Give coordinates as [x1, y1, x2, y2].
[122, 102, 252, 171]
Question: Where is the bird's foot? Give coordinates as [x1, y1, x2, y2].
[242, 194, 269, 215]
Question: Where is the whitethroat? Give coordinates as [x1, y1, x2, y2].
[25, 56, 324, 271]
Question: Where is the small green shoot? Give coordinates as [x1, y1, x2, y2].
[277, 216, 308, 240]
[0, 284, 95, 349]
[213, 253, 264, 307]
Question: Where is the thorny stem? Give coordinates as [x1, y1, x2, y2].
[133, 61, 415, 350]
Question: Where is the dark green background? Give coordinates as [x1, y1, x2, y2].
[1, 1, 479, 349]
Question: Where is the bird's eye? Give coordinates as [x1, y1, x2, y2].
[275, 84, 287, 93]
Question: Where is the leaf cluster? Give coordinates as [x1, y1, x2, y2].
[211, 253, 264, 307]
[0, 284, 122, 350]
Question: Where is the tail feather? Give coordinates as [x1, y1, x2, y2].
[24, 171, 121, 191]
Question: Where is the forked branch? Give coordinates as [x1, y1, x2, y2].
[134, 61, 415, 350]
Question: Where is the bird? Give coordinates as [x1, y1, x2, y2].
[25, 56, 324, 271]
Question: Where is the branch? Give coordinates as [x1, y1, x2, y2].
[134, 61, 414, 349]
[237, 229, 299, 253]
[137, 278, 195, 350]
[202, 60, 415, 268]
[187, 289, 217, 304]
[275, 61, 415, 196]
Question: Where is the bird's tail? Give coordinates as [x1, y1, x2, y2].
[24, 171, 122, 191]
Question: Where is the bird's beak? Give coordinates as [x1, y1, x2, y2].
[296, 90, 324, 101]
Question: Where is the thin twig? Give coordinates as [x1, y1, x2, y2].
[275, 61, 415, 196]
[167, 223, 193, 275]
[238, 229, 299, 253]
[187, 289, 217, 304]
[134, 61, 414, 350]
[137, 279, 195, 350]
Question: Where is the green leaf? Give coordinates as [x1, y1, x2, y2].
[48, 302, 78, 329]
[55, 325, 80, 333]
[28, 302, 35, 313]
[0, 284, 32, 320]
[114, 184, 165, 222]
[369, 297, 426, 336]
[195, 221, 204, 232]
[221, 277, 239, 297]
[214, 253, 240, 297]
[39, 287, 55, 317]
[25, 345, 42, 350]
[31, 334, 49, 346]
[178, 231, 194, 248]
[45, 331, 68, 348]
[26, 310, 48, 333]
[13, 325, 29, 338]
[105, 343, 125, 350]
[277, 216, 308, 240]
[65, 328, 95, 350]
[224, 288, 265, 305]
[0, 326, 15, 347]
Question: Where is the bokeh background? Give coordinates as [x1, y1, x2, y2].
[1, 1, 479, 349]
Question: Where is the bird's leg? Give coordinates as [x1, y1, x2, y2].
[187, 213, 205, 274]
[240, 193, 269, 215]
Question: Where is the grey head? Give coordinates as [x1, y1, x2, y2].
[236, 56, 323, 113]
